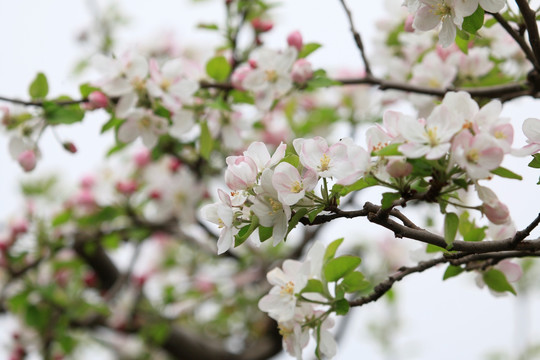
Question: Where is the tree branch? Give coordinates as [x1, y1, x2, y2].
[337, 0, 372, 75]
[489, 12, 540, 70]
[515, 0, 540, 69]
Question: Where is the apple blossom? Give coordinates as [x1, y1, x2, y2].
[224, 155, 258, 190]
[513, 118, 540, 156]
[200, 189, 238, 254]
[117, 108, 168, 148]
[291, 59, 313, 84]
[287, 31, 303, 52]
[272, 162, 318, 206]
[243, 47, 297, 110]
[452, 131, 504, 179]
[243, 141, 287, 173]
[293, 137, 350, 178]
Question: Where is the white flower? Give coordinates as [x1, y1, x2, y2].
[258, 259, 310, 322]
[272, 162, 318, 206]
[243, 47, 297, 110]
[243, 141, 287, 173]
[513, 118, 540, 156]
[200, 189, 238, 254]
[398, 104, 462, 159]
[117, 109, 168, 148]
[452, 131, 504, 179]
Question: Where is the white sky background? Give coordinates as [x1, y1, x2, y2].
[0, 0, 539, 359]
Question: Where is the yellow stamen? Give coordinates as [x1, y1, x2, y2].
[265, 69, 278, 83]
[467, 149, 479, 163]
[319, 153, 331, 171]
[290, 181, 303, 193]
[280, 281, 295, 295]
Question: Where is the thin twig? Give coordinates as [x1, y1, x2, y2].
[337, 0, 372, 75]
[489, 12, 539, 70]
[512, 212, 540, 245]
[516, 0, 540, 68]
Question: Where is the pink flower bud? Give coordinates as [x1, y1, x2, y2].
[231, 65, 252, 91]
[75, 189, 96, 208]
[134, 148, 151, 168]
[169, 157, 182, 172]
[132, 274, 148, 288]
[149, 189, 162, 200]
[497, 260, 522, 282]
[87, 91, 109, 109]
[224, 155, 258, 190]
[287, 30, 303, 52]
[10, 220, 28, 236]
[291, 59, 313, 83]
[251, 18, 273, 33]
[63, 142, 77, 153]
[17, 149, 37, 172]
[115, 180, 138, 195]
[386, 158, 413, 178]
[248, 59, 258, 69]
[80, 174, 95, 189]
[404, 15, 415, 32]
[484, 201, 510, 225]
[83, 271, 98, 287]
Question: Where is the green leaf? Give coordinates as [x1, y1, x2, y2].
[455, 31, 471, 54]
[462, 6, 484, 34]
[206, 56, 231, 82]
[324, 255, 361, 282]
[29, 72, 49, 99]
[307, 206, 325, 223]
[52, 209, 72, 227]
[381, 192, 401, 209]
[483, 269, 516, 295]
[25, 305, 48, 330]
[258, 226, 273, 242]
[334, 299, 350, 315]
[106, 142, 128, 157]
[373, 143, 402, 156]
[324, 238, 344, 263]
[79, 83, 99, 98]
[281, 154, 300, 168]
[490, 166, 522, 180]
[234, 216, 259, 247]
[78, 206, 122, 227]
[43, 99, 85, 125]
[426, 244, 445, 253]
[298, 42, 322, 58]
[230, 89, 254, 104]
[197, 23, 219, 30]
[102, 233, 121, 250]
[199, 121, 213, 160]
[301, 279, 325, 294]
[101, 117, 124, 134]
[464, 227, 486, 242]
[341, 271, 370, 293]
[444, 212, 459, 248]
[443, 265, 464, 280]
[332, 176, 378, 197]
[528, 154, 540, 169]
[286, 208, 308, 236]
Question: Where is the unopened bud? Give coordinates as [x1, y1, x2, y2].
[86, 91, 109, 109]
[63, 142, 77, 154]
[17, 149, 37, 172]
[287, 30, 303, 52]
[115, 180, 138, 195]
[291, 59, 313, 84]
[149, 189, 162, 200]
[134, 148, 151, 168]
[404, 15, 415, 32]
[251, 18, 273, 33]
[169, 157, 182, 172]
[484, 202, 510, 225]
[386, 158, 413, 178]
[231, 65, 252, 91]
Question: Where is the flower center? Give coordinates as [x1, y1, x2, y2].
[319, 153, 331, 171]
[265, 69, 278, 83]
[290, 181, 303, 193]
[467, 149, 479, 163]
[139, 116, 152, 129]
[280, 281, 295, 295]
[433, 2, 451, 17]
[494, 130, 506, 139]
[161, 79, 171, 91]
[268, 198, 282, 214]
[427, 127, 439, 146]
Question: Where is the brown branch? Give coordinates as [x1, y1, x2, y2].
[0, 96, 88, 107]
[512, 212, 540, 245]
[489, 12, 540, 70]
[516, 0, 540, 69]
[337, 0, 372, 75]
[350, 250, 540, 307]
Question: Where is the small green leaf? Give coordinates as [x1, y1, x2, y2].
[79, 83, 99, 98]
[332, 176, 378, 197]
[444, 212, 459, 248]
[324, 238, 344, 263]
[307, 206, 325, 223]
[230, 89, 254, 104]
[206, 56, 231, 82]
[443, 265, 464, 280]
[324, 255, 361, 282]
[490, 166, 522, 180]
[52, 209, 72, 227]
[106, 142, 128, 157]
[199, 121, 213, 160]
[286, 208, 308, 236]
[463, 227, 486, 242]
[281, 154, 300, 168]
[301, 279, 325, 294]
[29, 72, 49, 99]
[298, 43, 322, 58]
[43, 98, 85, 125]
[462, 6, 484, 34]
[234, 216, 259, 247]
[483, 269, 516, 295]
[102, 233, 121, 250]
[426, 244, 445, 253]
[334, 298, 350, 315]
[381, 192, 401, 209]
[341, 271, 370, 293]
[101, 117, 124, 134]
[258, 226, 273, 242]
[197, 23, 219, 30]
[373, 143, 402, 156]
[528, 154, 540, 169]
